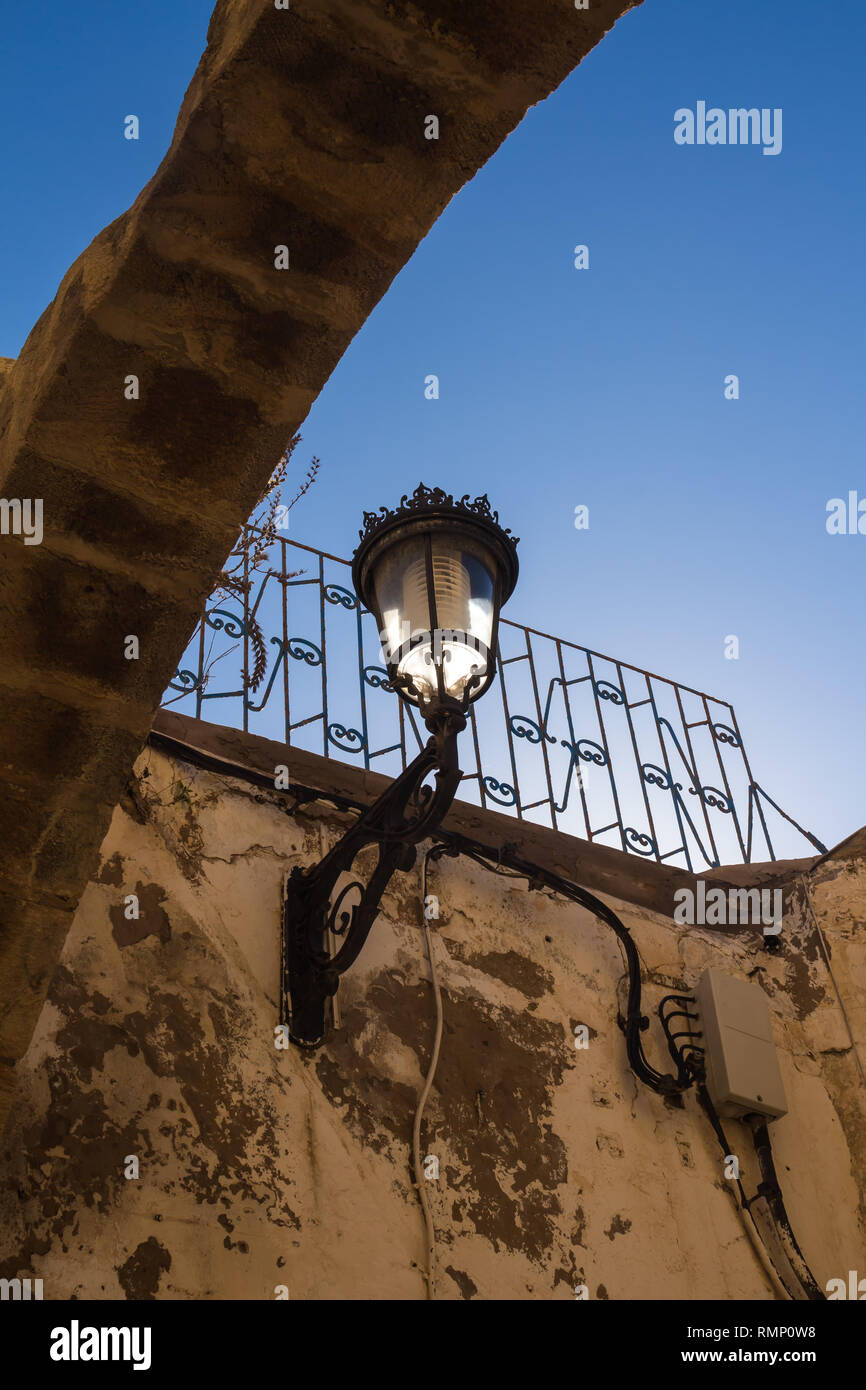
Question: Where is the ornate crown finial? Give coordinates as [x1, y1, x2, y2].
[358, 482, 520, 548]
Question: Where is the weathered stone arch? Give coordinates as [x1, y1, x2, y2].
[0, 0, 640, 1132]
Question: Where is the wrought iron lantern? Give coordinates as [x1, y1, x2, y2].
[281, 484, 519, 1046]
[352, 483, 519, 727]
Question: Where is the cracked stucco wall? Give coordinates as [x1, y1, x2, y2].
[0, 742, 863, 1300]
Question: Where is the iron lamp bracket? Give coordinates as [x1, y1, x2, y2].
[280, 709, 465, 1046]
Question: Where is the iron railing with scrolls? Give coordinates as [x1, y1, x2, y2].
[162, 528, 826, 871]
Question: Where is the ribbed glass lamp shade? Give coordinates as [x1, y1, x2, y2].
[372, 533, 495, 704]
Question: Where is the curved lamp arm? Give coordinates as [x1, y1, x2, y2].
[280, 712, 464, 1046]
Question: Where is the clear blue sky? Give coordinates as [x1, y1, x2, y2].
[2, 0, 863, 856]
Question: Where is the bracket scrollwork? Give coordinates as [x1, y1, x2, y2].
[280, 712, 465, 1045]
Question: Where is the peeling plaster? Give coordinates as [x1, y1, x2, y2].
[0, 742, 864, 1299]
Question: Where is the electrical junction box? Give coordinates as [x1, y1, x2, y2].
[694, 968, 788, 1120]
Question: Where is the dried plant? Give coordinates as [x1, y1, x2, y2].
[165, 436, 321, 703]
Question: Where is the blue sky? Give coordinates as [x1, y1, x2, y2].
[2, 0, 863, 858]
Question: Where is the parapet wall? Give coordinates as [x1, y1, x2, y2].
[0, 712, 863, 1300]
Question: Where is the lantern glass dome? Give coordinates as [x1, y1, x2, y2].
[373, 531, 496, 704]
[352, 485, 519, 721]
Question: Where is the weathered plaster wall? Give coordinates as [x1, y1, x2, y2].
[0, 0, 641, 1140]
[0, 728, 863, 1300]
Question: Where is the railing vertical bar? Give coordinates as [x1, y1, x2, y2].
[242, 536, 250, 734]
[647, 675, 695, 872]
[616, 660, 661, 862]
[319, 553, 328, 759]
[356, 593, 370, 771]
[701, 694, 747, 862]
[195, 606, 206, 721]
[586, 652, 627, 854]
[526, 632, 558, 831]
[754, 789, 777, 861]
[673, 684, 720, 865]
[729, 703, 775, 862]
[555, 641, 590, 837]
[281, 536, 290, 746]
[496, 652, 523, 819]
[469, 701, 487, 811]
[398, 698, 407, 773]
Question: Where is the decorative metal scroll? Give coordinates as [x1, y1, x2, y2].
[162, 527, 827, 871]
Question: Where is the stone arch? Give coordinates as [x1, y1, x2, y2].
[0, 0, 640, 1133]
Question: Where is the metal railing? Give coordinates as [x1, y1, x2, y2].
[163, 528, 827, 870]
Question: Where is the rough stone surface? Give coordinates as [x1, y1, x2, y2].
[0, 0, 642, 1137]
[0, 726, 862, 1300]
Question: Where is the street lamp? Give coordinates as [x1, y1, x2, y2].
[281, 483, 519, 1046]
[353, 482, 519, 724]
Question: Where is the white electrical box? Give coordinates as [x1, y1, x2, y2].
[695, 968, 787, 1120]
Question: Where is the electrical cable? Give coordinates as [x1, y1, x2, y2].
[747, 1117, 826, 1301]
[451, 836, 826, 1302]
[668, 1018, 826, 1302]
[694, 1083, 791, 1300]
[411, 846, 445, 1301]
[453, 840, 694, 1096]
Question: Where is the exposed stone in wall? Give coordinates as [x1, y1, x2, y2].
[0, 728, 862, 1300]
[0, 0, 642, 1138]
